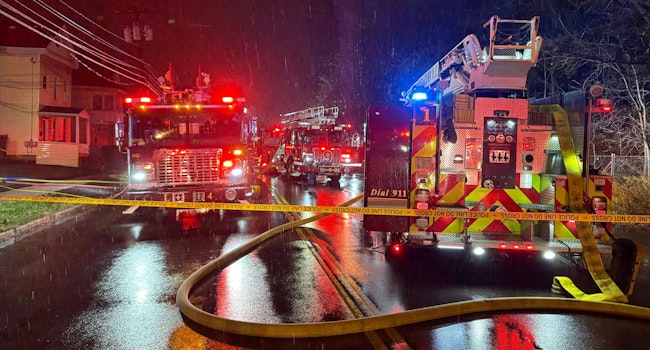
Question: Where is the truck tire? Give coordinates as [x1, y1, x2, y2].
[329, 174, 341, 187]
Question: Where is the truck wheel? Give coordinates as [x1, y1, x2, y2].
[329, 175, 341, 187]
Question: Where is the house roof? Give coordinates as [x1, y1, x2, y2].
[39, 106, 85, 115]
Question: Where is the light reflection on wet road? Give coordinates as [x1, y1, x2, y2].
[64, 242, 183, 349]
[0, 174, 649, 349]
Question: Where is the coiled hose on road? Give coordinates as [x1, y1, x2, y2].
[176, 194, 650, 339]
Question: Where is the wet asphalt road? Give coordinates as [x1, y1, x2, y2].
[1, 174, 649, 349]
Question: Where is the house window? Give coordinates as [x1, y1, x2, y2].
[79, 118, 88, 144]
[42, 75, 47, 89]
[93, 95, 103, 110]
[104, 95, 115, 111]
[39, 115, 76, 143]
[53, 77, 58, 100]
[63, 81, 68, 102]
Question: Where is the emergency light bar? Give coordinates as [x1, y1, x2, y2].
[411, 92, 429, 101]
[125, 96, 152, 104]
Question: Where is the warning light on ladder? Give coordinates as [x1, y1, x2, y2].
[592, 98, 613, 113]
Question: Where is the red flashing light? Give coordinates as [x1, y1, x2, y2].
[223, 160, 234, 168]
[125, 96, 151, 104]
[222, 96, 234, 104]
[595, 98, 613, 113]
[341, 153, 351, 159]
[525, 244, 533, 250]
[499, 242, 507, 249]
[232, 149, 243, 156]
[320, 146, 326, 151]
[393, 244, 401, 253]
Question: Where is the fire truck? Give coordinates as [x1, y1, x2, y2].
[123, 81, 259, 205]
[271, 106, 363, 185]
[364, 16, 617, 259]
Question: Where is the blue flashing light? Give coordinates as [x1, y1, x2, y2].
[411, 92, 429, 101]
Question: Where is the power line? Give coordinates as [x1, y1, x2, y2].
[0, 0, 162, 96]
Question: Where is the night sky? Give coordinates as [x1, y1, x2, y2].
[10, 0, 640, 129]
[3, 0, 520, 127]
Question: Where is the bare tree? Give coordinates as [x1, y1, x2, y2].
[524, 0, 650, 176]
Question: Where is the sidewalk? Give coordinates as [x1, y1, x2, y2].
[0, 158, 103, 180]
[0, 159, 108, 197]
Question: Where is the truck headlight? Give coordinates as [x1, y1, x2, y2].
[225, 188, 237, 201]
[132, 171, 147, 181]
[304, 153, 314, 165]
[229, 168, 243, 177]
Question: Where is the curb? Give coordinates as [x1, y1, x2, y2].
[0, 204, 98, 249]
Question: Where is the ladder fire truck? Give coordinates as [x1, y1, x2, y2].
[364, 16, 617, 259]
[122, 76, 259, 206]
[271, 106, 363, 185]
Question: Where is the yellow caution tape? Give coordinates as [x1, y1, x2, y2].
[1, 194, 649, 224]
[541, 105, 628, 303]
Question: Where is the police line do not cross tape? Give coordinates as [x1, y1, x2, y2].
[1, 195, 650, 224]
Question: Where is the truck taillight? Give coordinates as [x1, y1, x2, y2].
[498, 242, 534, 250]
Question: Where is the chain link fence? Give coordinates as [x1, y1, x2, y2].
[591, 155, 647, 178]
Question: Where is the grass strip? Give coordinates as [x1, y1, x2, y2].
[0, 200, 74, 232]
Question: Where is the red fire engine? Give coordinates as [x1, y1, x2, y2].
[271, 106, 363, 185]
[123, 77, 259, 205]
[364, 16, 615, 258]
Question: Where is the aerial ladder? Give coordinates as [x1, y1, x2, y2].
[280, 106, 339, 128]
[403, 16, 543, 101]
[395, 16, 633, 303]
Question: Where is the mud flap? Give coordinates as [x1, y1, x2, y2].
[609, 238, 642, 295]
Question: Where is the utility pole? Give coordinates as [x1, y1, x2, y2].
[114, 7, 156, 43]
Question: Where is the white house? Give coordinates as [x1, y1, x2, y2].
[0, 20, 89, 167]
